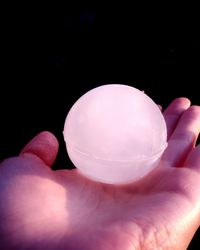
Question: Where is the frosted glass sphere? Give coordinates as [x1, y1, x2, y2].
[63, 84, 167, 184]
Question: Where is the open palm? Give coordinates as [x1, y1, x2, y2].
[0, 98, 200, 250]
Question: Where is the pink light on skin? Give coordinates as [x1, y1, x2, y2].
[63, 84, 168, 184]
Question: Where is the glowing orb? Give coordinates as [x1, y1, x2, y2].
[63, 84, 167, 184]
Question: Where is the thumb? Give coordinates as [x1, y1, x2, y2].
[20, 131, 59, 167]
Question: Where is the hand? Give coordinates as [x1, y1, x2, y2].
[0, 98, 200, 250]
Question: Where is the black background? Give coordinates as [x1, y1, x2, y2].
[1, 6, 199, 248]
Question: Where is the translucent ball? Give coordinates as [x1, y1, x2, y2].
[63, 84, 167, 184]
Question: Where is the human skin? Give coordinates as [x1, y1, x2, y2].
[0, 98, 200, 250]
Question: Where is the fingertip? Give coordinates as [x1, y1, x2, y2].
[174, 97, 191, 105]
[164, 97, 191, 115]
[187, 105, 200, 116]
[20, 131, 59, 167]
[175, 97, 191, 105]
[176, 105, 200, 134]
